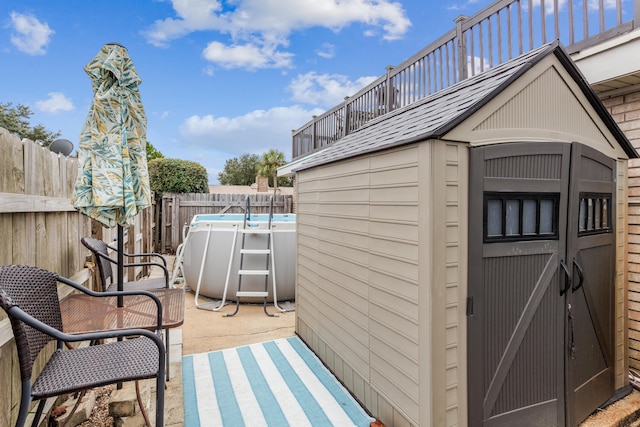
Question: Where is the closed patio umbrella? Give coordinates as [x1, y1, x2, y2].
[72, 43, 151, 303]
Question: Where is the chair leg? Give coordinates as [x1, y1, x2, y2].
[30, 399, 45, 427]
[166, 329, 171, 381]
[16, 381, 31, 427]
[156, 355, 166, 427]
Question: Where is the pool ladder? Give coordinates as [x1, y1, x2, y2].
[226, 196, 285, 317]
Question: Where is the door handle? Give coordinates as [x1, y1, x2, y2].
[560, 260, 571, 296]
[572, 259, 584, 292]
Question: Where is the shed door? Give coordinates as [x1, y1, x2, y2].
[565, 144, 616, 424]
[467, 142, 615, 426]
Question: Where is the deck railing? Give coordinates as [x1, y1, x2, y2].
[292, 0, 640, 160]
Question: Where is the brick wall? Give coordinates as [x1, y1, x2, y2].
[603, 89, 640, 370]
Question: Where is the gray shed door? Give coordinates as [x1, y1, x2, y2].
[468, 142, 615, 426]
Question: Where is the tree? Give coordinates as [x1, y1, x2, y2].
[257, 149, 286, 196]
[146, 141, 164, 162]
[148, 158, 209, 199]
[218, 153, 259, 185]
[0, 101, 60, 146]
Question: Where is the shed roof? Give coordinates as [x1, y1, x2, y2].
[293, 42, 637, 172]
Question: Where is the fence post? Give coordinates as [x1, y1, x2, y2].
[291, 129, 297, 159]
[385, 66, 395, 113]
[311, 115, 318, 151]
[161, 194, 171, 253]
[455, 15, 468, 82]
[344, 97, 351, 136]
[171, 196, 180, 252]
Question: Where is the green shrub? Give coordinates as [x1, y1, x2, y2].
[148, 158, 209, 198]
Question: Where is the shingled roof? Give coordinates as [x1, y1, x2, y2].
[293, 41, 636, 172]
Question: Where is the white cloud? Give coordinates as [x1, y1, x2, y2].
[202, 41, 294, 69]
[142, 0, 226, 48]
[227, 0, 411, 40]
[179, 105, 323, 158]
[35, 92, 73, 113]
[143, 0, 410, 69]
[315, 43, 335, 59]
[9, 12, 54, 55]
[288, 72, 379, 107]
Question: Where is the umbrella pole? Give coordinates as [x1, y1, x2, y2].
[118, 224, 124, 307]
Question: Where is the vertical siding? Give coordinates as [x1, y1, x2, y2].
[296, 141, 468, 427]
[616, 160, 630, 388]
[444, 143, 468, 427]
[474, 65, 609, 149]
[423, 142, 468, 427]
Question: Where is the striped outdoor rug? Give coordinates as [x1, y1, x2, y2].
[182, 336, 375, 427]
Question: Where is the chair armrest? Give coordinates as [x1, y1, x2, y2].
[122, 261, 170, 287]
[107, 244, 167, 267]
[57, 276, 164, 331]
[8, 305, 165, 352]
[88, 252, 170, 288]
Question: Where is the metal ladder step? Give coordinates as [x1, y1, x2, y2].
[240, 228, 272, 234]
[240, 248, 270, 255]
[236, 291, 269, 298]
[238, 269, 269, 275]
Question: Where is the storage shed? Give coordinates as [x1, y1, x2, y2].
[290, 42, 638, 427]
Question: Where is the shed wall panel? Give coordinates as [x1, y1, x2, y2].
[445, 56, 629, 162]
[370, 269, 419, 302]
[296, 141, 469, 426]
[297, 144, 425, 425]
[475, 67, 608, 145]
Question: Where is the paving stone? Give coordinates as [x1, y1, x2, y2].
[109, 381, 150, 418]
[51, 391, 96, 427]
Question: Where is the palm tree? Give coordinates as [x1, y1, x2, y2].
[257, 149, 286, 196]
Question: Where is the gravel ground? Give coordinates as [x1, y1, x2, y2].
[79, 385, 114, 427]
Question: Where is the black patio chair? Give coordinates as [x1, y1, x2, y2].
[0, 265, 166, 427]
[81, 237, 169, 292]
[81, 237, 181, 381]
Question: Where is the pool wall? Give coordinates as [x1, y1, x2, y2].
[182, 214, 296, 302]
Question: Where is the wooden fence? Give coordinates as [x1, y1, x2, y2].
[0, 128, 154, 426]
[159, 192, 294, 252]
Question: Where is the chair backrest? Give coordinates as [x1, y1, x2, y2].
[0, 265, 63, 381]
[81, 237, 114, 292]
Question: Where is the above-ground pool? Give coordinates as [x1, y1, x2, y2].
[182, 213, 296, 303]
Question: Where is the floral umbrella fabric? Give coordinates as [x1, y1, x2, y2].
[72, 43, 151, 228]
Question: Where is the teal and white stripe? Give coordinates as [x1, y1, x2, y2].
[182, 337, 374, 427]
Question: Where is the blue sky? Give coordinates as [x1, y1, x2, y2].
[0, 0, 567, 183]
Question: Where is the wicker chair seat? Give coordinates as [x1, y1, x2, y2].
[32, 336, 159, 399]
